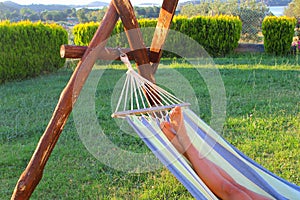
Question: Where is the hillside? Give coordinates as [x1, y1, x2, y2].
[2, 1, 71, 11]
[0, 0, 293, 23]
[180, 0, 292, 7]
[265, 0, 292, 6]
[84, 1, 109, 7]
[0, 1, 109, 12]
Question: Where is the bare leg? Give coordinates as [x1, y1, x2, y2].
[161, 121, 185, 154]
[161, 106, 271, 200]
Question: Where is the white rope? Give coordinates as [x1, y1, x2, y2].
[137, 81, 147, 111]
[124, 75, 130, 111]
[112, 53, 190, 118]
[114, 74, 129, 114]
[130, 74, 134, 111]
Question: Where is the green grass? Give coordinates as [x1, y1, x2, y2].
[0, 54, 299, 199]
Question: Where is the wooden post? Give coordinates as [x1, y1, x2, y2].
[60, 45, 87, 59]
[11, 3, 119, 200]
[112, 0, 155, 83]
[60, 45, 150, 61]
[150, 0, 179, 73]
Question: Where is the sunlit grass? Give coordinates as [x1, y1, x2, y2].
[0, 54, 299, 199]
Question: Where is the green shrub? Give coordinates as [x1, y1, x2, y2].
[73, 20, 158, 48]
[171, 15, 242, 57]
[72, 16, 242, 57]
[262, 16, 296, 55]
[73, 21, 99, 46]
[0, 21, 68, 83]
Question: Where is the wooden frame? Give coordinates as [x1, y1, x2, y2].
[11, 0, 179, 199]
[111, 103, 191, 118]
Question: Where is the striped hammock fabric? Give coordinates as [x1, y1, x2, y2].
[126, 107, 300, 200]
[114, 53, 300, 199]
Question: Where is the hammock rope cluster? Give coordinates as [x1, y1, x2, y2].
[112, 53, 190, 119]
[113, 53, 300, 200]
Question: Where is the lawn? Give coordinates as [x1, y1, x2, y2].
[0, 54, 299, 199]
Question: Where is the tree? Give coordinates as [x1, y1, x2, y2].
[28, 13, 40, 21]
[284, 0, 300, 18]
[10, 10, 20, 21]
[43, 12, 53, 21]
[76, 8, 89, 23]
[135, 7, 146, 18]
[284, 0, 300, 38]
[20, 8, 34, 20]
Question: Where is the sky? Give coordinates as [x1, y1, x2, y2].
[5, 0, 181, 6]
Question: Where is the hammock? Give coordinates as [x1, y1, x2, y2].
[112, 53, 300, 200]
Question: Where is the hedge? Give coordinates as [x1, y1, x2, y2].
[73, 21, 99, 46]
[0, 21, 68, 83]
[72, 15, 242, 57]
[262, 16, 296, 55]
[174, 15, 242, 57]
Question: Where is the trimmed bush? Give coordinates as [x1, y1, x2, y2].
[73, 19, 158, 47]
[73, 15, 242, 57]
[262, 16, 296, 55]
[73, 21, 99, 46]
[171, 15, 242, 57]
[0, 21, 68, 83]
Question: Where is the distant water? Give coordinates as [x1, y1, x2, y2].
[269, 6, 286, 16]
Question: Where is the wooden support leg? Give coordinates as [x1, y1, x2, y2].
[112, 0, 155, 84]
[11, 3, 119, 200]
[150, 0, 179, 73]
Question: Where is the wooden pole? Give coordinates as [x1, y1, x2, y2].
[11, 3, 119, 200]
[112, 0, 155, 83]
[60, 45, 87, 59]
[60, 45, 150, 60]
[150, 0, 179, 73]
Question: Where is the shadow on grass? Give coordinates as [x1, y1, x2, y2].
[0, 59, 299, 199]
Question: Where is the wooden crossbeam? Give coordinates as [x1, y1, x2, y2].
[112, 103, 191, 118]
[60, 44, 87, 59]
[60, 45, 150, 60]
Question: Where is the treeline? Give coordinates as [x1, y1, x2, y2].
[76, 6, 160, 23]
[182, 0, 291, 7]
[0, 3, 160, 23]
[0, 3, 77, 22]
[134, 6, 160, 19]
[1, 1, 294, 24]
[0, 2, 73, 22]
[180, 0, 269, 17]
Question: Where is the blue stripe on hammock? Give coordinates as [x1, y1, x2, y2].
[185, 110, 300, 192]
[183, 111, 289, 200]
[185, 109, 300, 193]
[126, 116, 213, 200]
[185, 109, 300, 196]
[125, 111, 300, 199]
[227, 137, 300, 191]
[139, 117, 211, 194]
